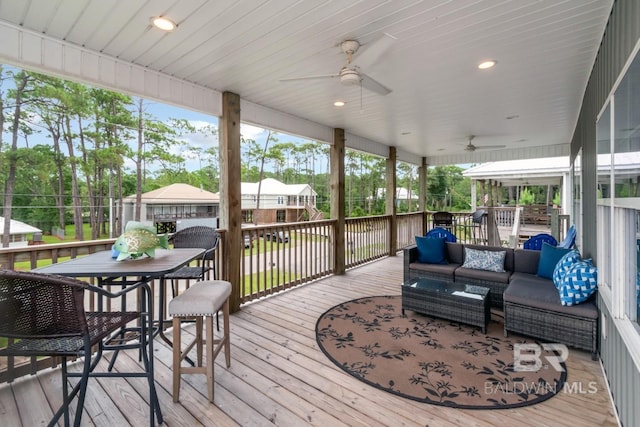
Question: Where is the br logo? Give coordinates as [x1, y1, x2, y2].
[513, 343, 569, 372]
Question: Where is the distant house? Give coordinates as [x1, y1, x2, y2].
[370, 188, 419, 202]
[120, 183, 220, 233]
[119, 179, 322, 232]
[241, 178, 323, 224]
[0, 217, 43, 247]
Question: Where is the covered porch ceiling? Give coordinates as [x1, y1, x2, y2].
[0, 0, 613, 166]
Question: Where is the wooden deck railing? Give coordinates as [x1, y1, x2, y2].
[239, 220, 335, 303]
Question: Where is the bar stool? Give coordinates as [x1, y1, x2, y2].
[168, 280, 231, 403]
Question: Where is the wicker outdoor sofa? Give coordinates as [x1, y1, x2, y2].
[403, 242, 599, 360]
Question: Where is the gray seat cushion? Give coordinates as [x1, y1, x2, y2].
[455, 267, 511, 284]
[505, 273, 598, 319]
[409, 262, 460, 277]
[169, 280, 231, 316]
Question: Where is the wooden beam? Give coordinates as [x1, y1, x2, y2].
[330, 129, 345, 275]
[386, 147, 397, 255]
[419, 157, 428, 235]
[219, 91, 242, 312]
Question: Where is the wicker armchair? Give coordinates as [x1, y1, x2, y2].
[0, 269, 162, 427]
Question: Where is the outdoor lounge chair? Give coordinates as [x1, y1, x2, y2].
[523, 233, 558, 250]
[557, 224, 577, 249]
[425, 226, 457, 243]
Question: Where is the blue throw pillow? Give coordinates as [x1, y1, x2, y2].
[552, 250, 581, 288]
[462, 248, 506, 272]
[537, 242, 572, 279]
[415, 236, 448, 264]
[558, 260, 598, 306]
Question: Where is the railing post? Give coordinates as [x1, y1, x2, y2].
[551, 208, 560, 239]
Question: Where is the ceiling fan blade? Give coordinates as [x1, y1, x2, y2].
[352, 33, 396, 68]
[475, 145, 506, 150]
[279, 73, 339, 82]
[360, 72, 392, 95]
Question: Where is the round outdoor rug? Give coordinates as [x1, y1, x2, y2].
[315, 295, 567, 409]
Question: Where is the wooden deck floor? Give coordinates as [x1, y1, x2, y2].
[1, 256, 619, 426]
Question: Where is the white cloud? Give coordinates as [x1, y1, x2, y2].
[240, 123, 266, 140]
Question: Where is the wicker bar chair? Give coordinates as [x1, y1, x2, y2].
[163, 226, 221, 332]
[432, 211, 454, 231]
[164, 226, 220, 296]
[0, 269, 162, 427]
[465, 209, 487, 244]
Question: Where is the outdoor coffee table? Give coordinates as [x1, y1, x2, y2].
[401, 277, 491, 333]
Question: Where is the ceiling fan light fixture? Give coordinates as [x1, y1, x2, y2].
[340, 68, 361, 85]
[151, 16, 176, 31]
[478, 60, 497, 69]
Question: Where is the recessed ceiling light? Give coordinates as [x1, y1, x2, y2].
[151, 16, 176, 31]
[333, 100, 345, 107]
[478, 60, 496, 69]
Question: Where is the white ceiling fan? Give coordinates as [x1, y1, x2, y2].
[464, 135, 506, 152]
[279, 33, 396, 96]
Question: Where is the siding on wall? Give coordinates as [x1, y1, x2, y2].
[572, 2, 640, 426]
[598, 296, 640, 426]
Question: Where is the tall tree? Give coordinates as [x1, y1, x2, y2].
[2, 70, 31, 247]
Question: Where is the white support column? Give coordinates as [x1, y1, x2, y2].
[471, 180, 477, 212]
[562, 172, 571, 215]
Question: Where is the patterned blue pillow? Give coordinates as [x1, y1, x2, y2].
[552, 250, 581, 288]
[462, 248, 506, 272]
[558, 260, 598, 306]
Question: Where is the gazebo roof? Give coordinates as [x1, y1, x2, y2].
[0, 217, 42, 235]
[462, 157, 570, 186]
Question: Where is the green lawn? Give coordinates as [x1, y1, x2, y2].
[242, 270, 298, 296]
[41, 223, 110, 244]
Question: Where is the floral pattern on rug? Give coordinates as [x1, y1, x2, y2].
[315, 295, 567, 409]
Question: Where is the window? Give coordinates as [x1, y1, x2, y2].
[597, 46, 640, 326]
[572, 150, 582, 250]
[613, 54, 640, 325]
[276, 210, 286, 222]
[597, 102, 612, 290]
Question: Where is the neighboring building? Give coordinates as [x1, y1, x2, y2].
[120, 179, 323, 231]
[120, 183, 219, 233]
[241, 178, 323, 224]
[463, 157, 571, 213]
[371, 187, 419, 201]
[0, 217, 43, 247]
